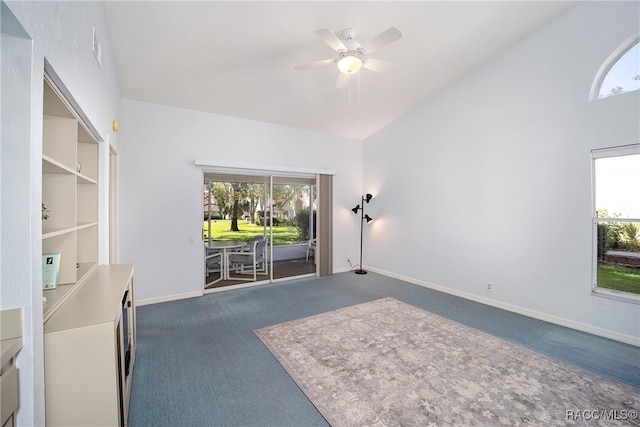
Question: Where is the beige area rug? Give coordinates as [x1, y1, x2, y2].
[254, 298, 640, 426]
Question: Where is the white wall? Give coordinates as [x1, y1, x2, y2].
[119, 99, 363, 302]
[1, 3, 635, 425]
[1, 2, 120, 425]
[1, 7, 36, 425]
[364, 1, 640, 343]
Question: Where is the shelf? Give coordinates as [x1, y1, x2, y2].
[43, 155, 75, 175]
[43, 262, 98, 322]
[77, 261, 98, 279]
[43, 283, 75, 322]
[76, 221, 98, 231]
[77, 173, 97, 185]
[43, 155, 97, 184]
[42, 75, 99, 310]
[42, 226, 75, 239]
[42, 222, 97, 239]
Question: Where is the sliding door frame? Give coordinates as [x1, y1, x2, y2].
[197, 160, 335, 290]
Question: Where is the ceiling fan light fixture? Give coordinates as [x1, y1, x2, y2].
[337, 54, 362, 74]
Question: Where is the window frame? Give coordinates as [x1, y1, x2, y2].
[591, 144, 640, 303]
[589, 34, 639, 101]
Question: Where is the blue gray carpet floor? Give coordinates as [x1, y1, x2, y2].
[127, 272, 639, 427]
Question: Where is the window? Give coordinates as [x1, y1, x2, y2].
[591, 36, 640, 100]
[592, 144, 640, 302]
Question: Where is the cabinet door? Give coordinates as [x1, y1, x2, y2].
[45, 321, 120, 426]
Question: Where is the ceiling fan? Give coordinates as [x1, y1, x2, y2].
[295, 27, 403, 89]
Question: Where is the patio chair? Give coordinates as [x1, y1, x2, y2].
[306, 238, 316, 262]
[227, 237, 268, 281]
[205, 250, 223, 286]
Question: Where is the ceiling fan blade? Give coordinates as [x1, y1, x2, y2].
[314, 29, 347, 52]
[362, 58, 399, 73]
[294, 58, 335, 71]
[336, 72, 349, 89]
[359, 26, 402, 54]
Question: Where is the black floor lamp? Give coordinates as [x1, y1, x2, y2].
[351, 193, 373, 274]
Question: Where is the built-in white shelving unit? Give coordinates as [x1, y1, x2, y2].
[41, 74, 136, 426]
[42, 76, 99, 321]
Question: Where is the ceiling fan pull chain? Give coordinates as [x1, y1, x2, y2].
[357, 70, 361, 104]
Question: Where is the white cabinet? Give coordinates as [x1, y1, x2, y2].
[1, 309, 22, 427]
[44, 264, 136, 427]
[42, 76, 99, 322]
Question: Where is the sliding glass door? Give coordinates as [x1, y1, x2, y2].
[270, 177, 317, 281]
[203, 172, 317, 290]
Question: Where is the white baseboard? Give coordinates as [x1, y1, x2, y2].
[204, 279, 271, 294]
[136, 290, 203, 306]
[367, 266, 640, 347]
[135, 268, 639, 346]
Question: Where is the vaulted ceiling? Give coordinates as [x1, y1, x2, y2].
[105, 1, 576, 140]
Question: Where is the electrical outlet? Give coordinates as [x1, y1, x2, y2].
[486, 283, 492, 292]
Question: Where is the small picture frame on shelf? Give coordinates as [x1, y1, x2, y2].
[43, 252, 61, 290]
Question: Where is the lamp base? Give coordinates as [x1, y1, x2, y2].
[354, 269, 368, 275]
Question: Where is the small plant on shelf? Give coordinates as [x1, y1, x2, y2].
[42, 203, 49, 220]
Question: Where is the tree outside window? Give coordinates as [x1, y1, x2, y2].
[592, 145, 640, 300]
[597, 39, 639, 99]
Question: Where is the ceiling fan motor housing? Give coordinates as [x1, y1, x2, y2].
[341, 28, 363, 56]
[342, 28, 356, 41]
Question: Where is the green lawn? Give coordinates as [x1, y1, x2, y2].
[203, 220, 301, 245]
[204, 222, 640, 294]
[597, 263, 640, 294]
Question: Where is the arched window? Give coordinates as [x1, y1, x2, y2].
[590, 35, 639, 100]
